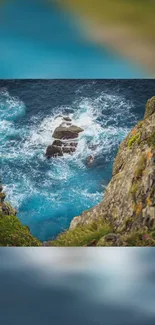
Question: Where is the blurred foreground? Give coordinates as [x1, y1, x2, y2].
[0, 0, 150, 77]
[57, 0, 155, 75]
[1, 248, 155, 324]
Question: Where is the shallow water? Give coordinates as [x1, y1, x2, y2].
[0, 0, 147, 78]
[0, 80, 155, 240]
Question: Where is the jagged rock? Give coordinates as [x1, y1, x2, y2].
[46, 139, 78, 158]
[46, 122, 82, 157]
[69, 96, 155, 234]
[0, 180, 17, 217]
[0, 202, 17, 216]
[46, 143, 63, 158]
[0, 192, 6, 203]
[52, 125, 84, 140]
[62, 142, 77, 154]
[144, 96, 155, 119]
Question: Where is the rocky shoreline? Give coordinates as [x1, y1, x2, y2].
[50, 96, 155, 246]
[1, 96, 155, 246]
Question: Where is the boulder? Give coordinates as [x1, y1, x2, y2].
[45, 143, 63, 158]
[52, 125, 84, 140]
[46, 140, 78, 158]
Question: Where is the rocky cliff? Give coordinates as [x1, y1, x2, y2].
[1, 96, 155, 246]
[51, 96, 155, 246]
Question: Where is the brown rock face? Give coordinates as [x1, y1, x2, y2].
[69, 96, 155, 234]
[144, 96, 155, 119]
[52, 125, 84, 140]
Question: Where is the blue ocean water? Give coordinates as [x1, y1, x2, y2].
[0, 0, 147, 78]
[0, 80, 155, 241]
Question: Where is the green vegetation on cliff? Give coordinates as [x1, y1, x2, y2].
[50, 219, 112, 246]
[0, 214, 41, 246]
[49, 218, 155, 247]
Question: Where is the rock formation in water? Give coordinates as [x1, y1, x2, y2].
[51, 96, 155, 246]
[1, 97, 155, 246]
[45, 117, 84, 158]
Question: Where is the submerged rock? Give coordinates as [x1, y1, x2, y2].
[63, 116, 72, 122]
[52, 125, 84, 140]
[86, 155, 95, 167]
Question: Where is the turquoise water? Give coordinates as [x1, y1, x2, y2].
[1, 80, 155, 241]
[0, 0, 147, 78]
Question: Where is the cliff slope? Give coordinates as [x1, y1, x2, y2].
[51, 96, 155, 246]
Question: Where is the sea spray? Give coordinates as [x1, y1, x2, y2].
[0, 80, 148, 241]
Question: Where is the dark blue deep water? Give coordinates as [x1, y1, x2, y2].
[0, 80, 155, 241]
[0, 0, 147, 78]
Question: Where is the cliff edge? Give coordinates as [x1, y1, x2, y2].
[51, 96, 155, 246]
[0, 182, 41, 246]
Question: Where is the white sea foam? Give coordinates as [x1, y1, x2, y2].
[0, 86, 138, 240]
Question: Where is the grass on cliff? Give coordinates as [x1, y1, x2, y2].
[121, 230, 155, 247]
[0, 214, 41, 246]
[50, 219, 112, 246]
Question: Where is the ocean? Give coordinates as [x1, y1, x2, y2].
[0, 79, 155, 241]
